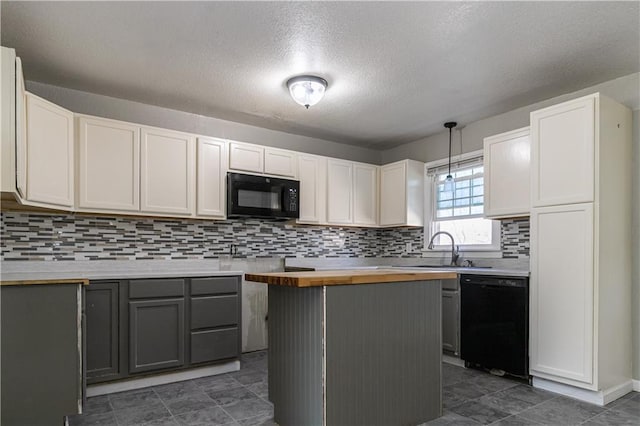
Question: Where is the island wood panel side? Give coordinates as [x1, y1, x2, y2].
[268, 285, 324, 426]
[325, 280, 442, 426]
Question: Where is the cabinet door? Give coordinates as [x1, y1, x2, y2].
[196, 137, 226, 217]
[353, 163, 378, 225]
[25, 93, 74, 207]
[327, 159, 353, 224]
[78, 117, 140, 211]
[530, 204, 594, 385]
[86, 282, 120, 383]
[140, 127, 195, 215]
[264, 147, 296, 177]
[379, 162, 407, 226]
[297, 154, 326, 223]
[484, 127, 530, 218]
[442, 291, 459, 354]
[229, 142, 264, 173]
[129, 298, 185, 374]
[531, 96, 595, 207]
[15, 57, 26, 199]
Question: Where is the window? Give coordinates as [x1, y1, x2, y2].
[425, 155, 500, 252]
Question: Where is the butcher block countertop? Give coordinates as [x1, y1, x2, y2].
[245, 269, 457, 287]
[0, 278, 89, 286]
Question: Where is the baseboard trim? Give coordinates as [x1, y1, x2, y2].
[86, 360, 240, 397]
[532, 377, 633, 406]
[633, 379, 640, 392]
[443, 354, 464, 367]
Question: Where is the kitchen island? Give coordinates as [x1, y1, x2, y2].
[245, 269, 456, 426]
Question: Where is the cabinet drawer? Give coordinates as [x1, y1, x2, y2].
[191, 277, 238, 296]
[129, 279, 185, 299]
[190, 328, 239, 364]
[191, 295, 238, 329]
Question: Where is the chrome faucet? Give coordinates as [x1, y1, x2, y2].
[427, 231, 460, 266]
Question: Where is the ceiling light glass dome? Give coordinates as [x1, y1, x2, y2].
[286, 75, 328, 109]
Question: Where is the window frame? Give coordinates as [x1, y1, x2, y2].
[423, 150, 502, 255]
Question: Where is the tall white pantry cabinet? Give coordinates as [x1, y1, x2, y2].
[529, 93, 632, 405]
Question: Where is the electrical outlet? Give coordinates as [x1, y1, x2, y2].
[406, 242, 412, 253]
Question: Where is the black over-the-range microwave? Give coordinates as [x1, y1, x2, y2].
[227, 172, 300, 219]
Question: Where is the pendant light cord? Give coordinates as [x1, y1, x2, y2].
[444, 121, 457, 179]
[447, 126, 452, 178]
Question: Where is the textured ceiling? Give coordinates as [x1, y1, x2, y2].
[1, 1, 638, 149]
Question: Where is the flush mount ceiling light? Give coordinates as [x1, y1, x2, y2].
[286, 75, 328, 109]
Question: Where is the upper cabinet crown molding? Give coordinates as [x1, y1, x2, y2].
[25, 92, 75, 208]
[483, 127, 530, 219]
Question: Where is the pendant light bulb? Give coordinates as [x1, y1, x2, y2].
[444, 121, 457, 192]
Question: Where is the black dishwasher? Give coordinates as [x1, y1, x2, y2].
[460, 274, 529, 378]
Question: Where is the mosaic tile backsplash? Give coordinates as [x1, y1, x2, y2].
[0, 212, 529, 261]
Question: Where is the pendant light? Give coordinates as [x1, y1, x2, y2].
[443, 121, 457, 192]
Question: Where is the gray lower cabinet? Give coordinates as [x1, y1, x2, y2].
[442, 278, 460, 356]
[129, 298, 186, 373]
[1, 283, 83, 425]
[86, 281, 120, 383]
[190, 277, 241, 364]
[86, 276, 240, 384]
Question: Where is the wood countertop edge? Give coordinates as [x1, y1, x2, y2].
[244, 270, 457, 287]
[0, 278, 90, 286]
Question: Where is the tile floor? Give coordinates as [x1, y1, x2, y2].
[70, 352, 639, 426]
[422, 363, 640, 426]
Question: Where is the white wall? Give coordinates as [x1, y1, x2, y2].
[26, 81, 382, 165]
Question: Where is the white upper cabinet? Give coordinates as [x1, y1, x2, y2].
[327, 159, 353, 224]
[326, 159, 379, 227]
[379, 160, 424, 227]
[196, 137, 226, 218]
[264, 147, 297, 177]
[15, 57, 26, 199]
[77, 116, 140, 212]
[353, 163, 378, 226]
[1, 47, 16, 193]
[1, 49, 27, 199]
[229, 142, 264, 173]
[140, 127, 195, 216]
[483, 127, 530, 218]
[531, 96, 595, 207]
[297, 154, 327, 224]
[25, 93, 74, 207]
[229, 141, 297, 178]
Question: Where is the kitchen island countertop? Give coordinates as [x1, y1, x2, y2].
[245, 268, 456, 287]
